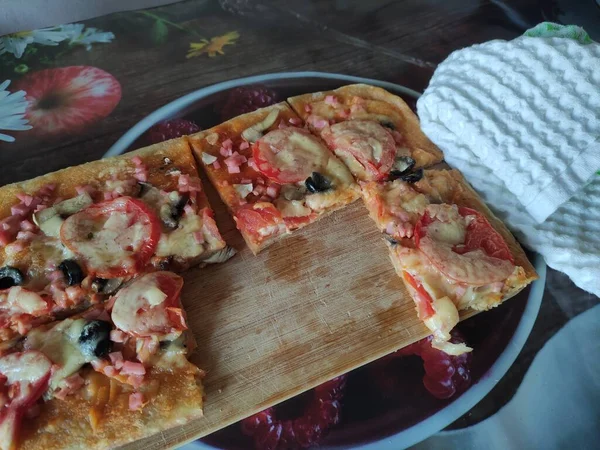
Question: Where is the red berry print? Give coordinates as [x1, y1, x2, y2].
[219, 85, 280, 121]
[144, 118, 200, 144]
[241, 375, 347, 450]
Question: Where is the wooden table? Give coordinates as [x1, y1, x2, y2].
[0, 0, 598, 438]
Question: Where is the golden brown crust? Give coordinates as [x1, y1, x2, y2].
[18, 364, 204, 450]
[287, 83, 444, 169]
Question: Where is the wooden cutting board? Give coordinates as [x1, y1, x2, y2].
[123, 177, 486, 450]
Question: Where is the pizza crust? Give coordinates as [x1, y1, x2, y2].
[287, 83, 444, 169]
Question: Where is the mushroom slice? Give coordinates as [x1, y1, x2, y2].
[200, 246, 237, 264]
[241, 110, 279, 143]
[33, 192, 93, 237]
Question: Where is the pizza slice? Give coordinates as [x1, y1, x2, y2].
[0, 271, 204, 450]
[361, 169, 537, 355]
[288, 84, 444, 181]
[0, 138, 230, 343]
[188, 103, 361, 254]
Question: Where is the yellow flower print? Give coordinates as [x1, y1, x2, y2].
[186, 31, 240, 58]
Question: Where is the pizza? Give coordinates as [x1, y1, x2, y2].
[287, 84, 444, 181]
[0, 139, 230, 343]
[361, 169, 537, 354]
[187, 103, 361, 254]
[0, 272, 204, 450]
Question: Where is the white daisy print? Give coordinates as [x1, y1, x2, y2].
[0, 27, 70, 58]
[60, 24, 115, 50]
[0, 80, 32, 143]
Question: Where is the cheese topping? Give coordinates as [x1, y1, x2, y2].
[156, 213, 205, 259]
[25, 318, 88, 392]
[274, 198, 312, 218]
[201, 152, 218, 165]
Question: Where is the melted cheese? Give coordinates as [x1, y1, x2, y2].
[156, 213, 204, 258]
[322, 154, 355, 186]
[26, 318, 88, 392]
[274, 198, 312, 218]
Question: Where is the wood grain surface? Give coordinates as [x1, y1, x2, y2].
[118, 172, 514, 449]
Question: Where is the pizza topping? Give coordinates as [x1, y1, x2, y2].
[280, 184, 306, 201]
[33, 192, 93, 238]
[321, 120, 396, 181]
[234, 203, 287, 239]
[392, 167, 423, 184]
[91, 277, 122, 295]
[111, 271, 187, 340]
[205, 132, 219, 145]
[415, 204, 515, 286]
[0, 350, 52, 450]
[224, 152, 247, 174]
[200, 245, 237, 264]
[241, 109, 279, 143]
[389, 156, 416, 179]
[307, 114, 329, 130]
[1, 287, 48, 317]
[274, 198, 313, 220]
[60, 197, 161, 278]
[305, 172, 332, 194]
[155, 211, 211, 259]
[234, 183, 254, 199]
[201, 152, 218, 165]
[78, 320, 112, 359]
[57, 260, 84, 286]
[0, 267, 24, 290]
[132, 156, 148, 182]
[324, 95, 340, 107]
[253, 128, 330, 184]
[129, 392, 146, 411]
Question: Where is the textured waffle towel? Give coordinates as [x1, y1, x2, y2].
[418, 24, 600, 296]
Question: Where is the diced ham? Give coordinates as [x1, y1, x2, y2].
[325, 95, 339, 107]
[75, 185, 95, 196]
[91, 359, 108, 372]
[127, 375, 145, 389]
[47, 270, 64, 282]
[193, 231, 205, 244]
[103, 365, 118, 377]
[16, 231, 36, 241]
[278, 121, 289, 129]
[288, 117, 302, 126]
[131, 156, 143, 166]
[16, 194, 33, 206]
[239, 141, 249, 151]
[54, 373, 85, 400]
[212, 160, 221, 170]
[129, 392, 145, 411]
[255, 177, 265, 185]
[133, 171, 148, 182]
[10, 204, 28, 216]
[109, 351, 124, 367]
[304, 104, 312, 113]
[184, 204, 195, 216]
[19, 220, 35, 231]
[307, 115, 329, 130]
[224, 152, 247, 174]
[266, 186, 279, 198]
[110, 329, 128, 343]
[247, 157, 258, 172]
[179, 175, 202, 193]
[120, 361, 146, 376]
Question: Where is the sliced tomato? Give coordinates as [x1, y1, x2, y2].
[0, 350, 52, 450]
[111, 271, 186, 339]
[415, 207, 514, 263]
[234, 203, 286, 239]
[403, 272, 435, 320]
[456, 207, 514, 263]
[60, 197, 161, 278]
[321, 120, 395, 181]
[414, 205, 515, 285]
[252, 128, 329, 184]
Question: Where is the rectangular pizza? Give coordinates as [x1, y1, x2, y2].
[188, 103, 361, 254]
[0, 271, 205, 450]
[0, 138, 230, 343]
[287, 83, 444, 181]
[361, 168, 537, 354]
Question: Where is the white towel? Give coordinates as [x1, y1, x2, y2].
[418, 33, 600, 297]
[418, 36, 600, 224]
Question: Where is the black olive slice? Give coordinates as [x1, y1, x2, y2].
[305, 172, 332, 194]
[389, 156, 416, 180]
[384, 234, 399, 246]
[172, 193, 190, 222]
[58, 260, 84, 286]
[79, 320, 112, 359]
[0, 266, 24, 290]
[397, 168, 424, 183]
